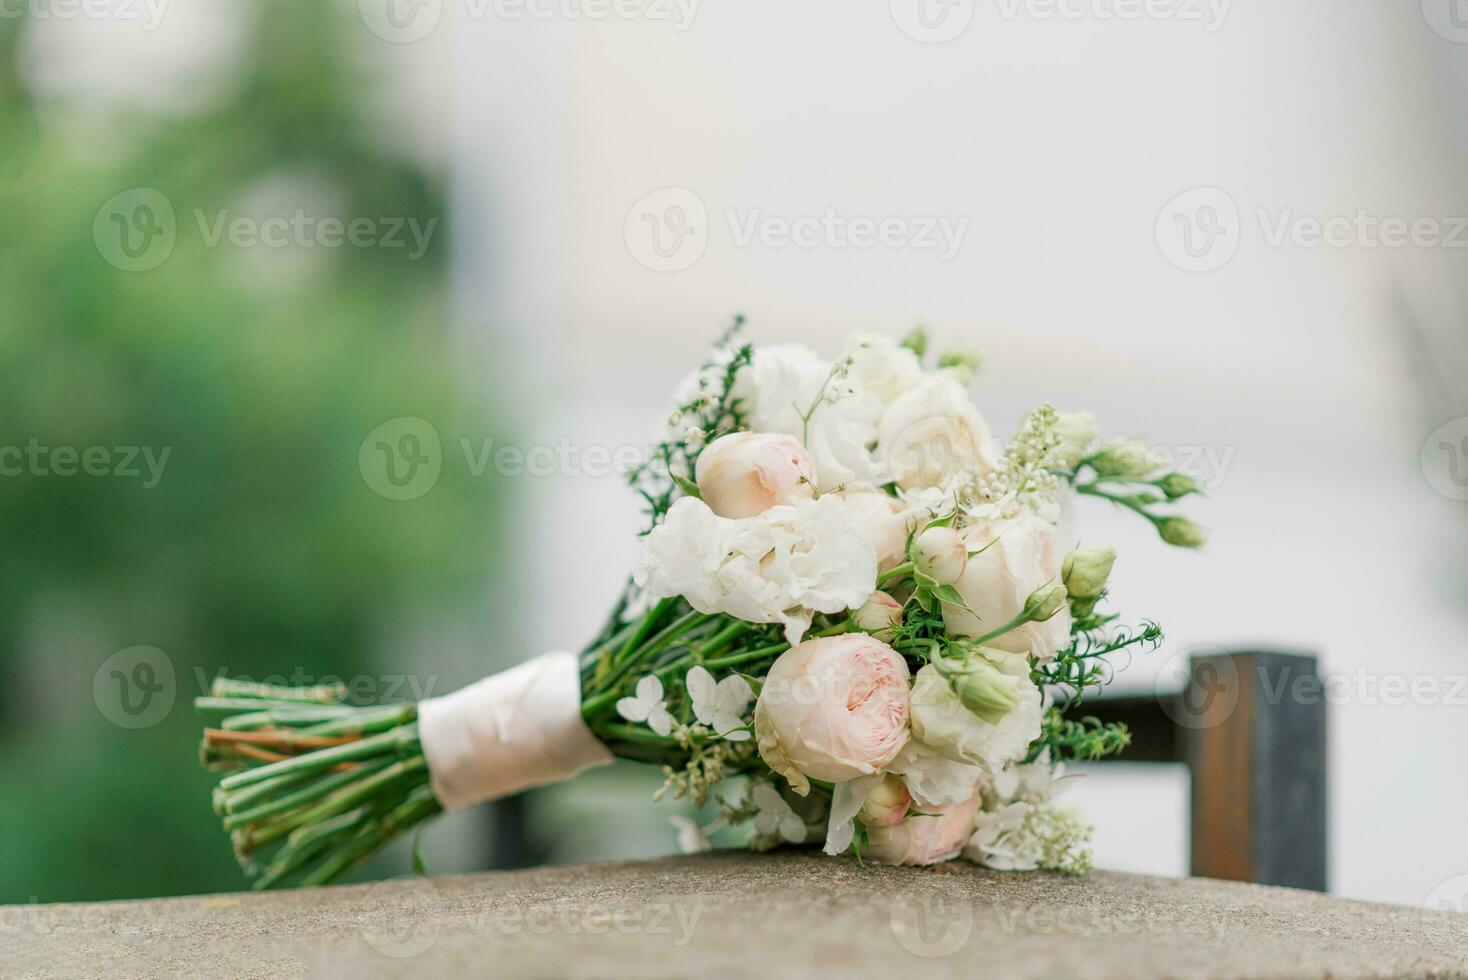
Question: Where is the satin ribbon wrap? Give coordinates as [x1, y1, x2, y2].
[418, 651, 613, 813]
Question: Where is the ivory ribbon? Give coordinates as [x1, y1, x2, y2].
[418, 651, 613, 813]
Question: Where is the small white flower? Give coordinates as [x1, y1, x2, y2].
[751, 783, 806, 844]
[616, 675, 675, 736]
[685, 666, 753, 741]
[670, 815, 713, 854]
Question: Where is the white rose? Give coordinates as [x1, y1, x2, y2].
[633, 495, 877, 645]
[876, 375, 1000, 491]
[941, 512, 1072, 661]
[908, 664, 1042, 773]
[845, 333, 925, 404]
[694, 431, 816, 519]
[731, 344, 886, 491]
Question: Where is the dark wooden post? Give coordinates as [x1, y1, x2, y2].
[1178, 651, 1327, 891]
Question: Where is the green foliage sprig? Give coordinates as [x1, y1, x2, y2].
[625, 316, 753, 534]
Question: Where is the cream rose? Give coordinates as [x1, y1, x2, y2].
[694, 431, 817, 519]
[754, 635, 912, 795]
[940, 512, 1072, 661]
[865, 794, 980, 866]
[876, 375, 1000, 492]
[908, 663, 1042, 773]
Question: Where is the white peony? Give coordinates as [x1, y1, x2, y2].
[908, 664, 1043, 774]
[941, 512, 1072, 662]
[876, 374, 1001, 492]
[887, 739, 987, 807]
[731, 344, 886, 491]
[633, 495, 877, 645]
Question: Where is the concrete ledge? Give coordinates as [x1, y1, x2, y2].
[3, 852, 1465, 979]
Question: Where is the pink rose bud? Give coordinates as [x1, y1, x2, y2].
[912, 526, 967, 586]
[694, 432, 817, 519]
[853, 591, 903, 641]
[858, 774, 912, 828]
[865, 794, 980, 867]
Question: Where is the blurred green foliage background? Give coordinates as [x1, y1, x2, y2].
[0, 3, 503, 901]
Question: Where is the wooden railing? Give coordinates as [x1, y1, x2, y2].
[1084, 650, 1327, 891]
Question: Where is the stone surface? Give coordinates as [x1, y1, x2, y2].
[3, 852, 1465, 979]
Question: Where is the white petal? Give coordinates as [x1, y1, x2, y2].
[635, 675, 664, 703]
[715, 674, 753, 714]
[685, 666, 716, 725]
[779, 814, 806, 844]
[648, 707, 675, 737]
[616, 697, 650, 723]
[722, 729, 751, 742]
[823, 775, 883, 856]
[751, 782, 785, 814]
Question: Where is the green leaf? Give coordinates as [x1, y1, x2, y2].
[672, 474, 701, 498]
[931, 584, 966, 607]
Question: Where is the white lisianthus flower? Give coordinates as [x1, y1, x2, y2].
[839, 490, 915, 571]
[876, 374, 1001, 492]
[887, 739, 986, 807]
[908, 664, 1043, 773]
[941, 512, 1072, 662]
[845, 333, 925, 404]
[633, 495, 877, 645]
[753, 635, 911, 795]
[731, 344, 886, 491]
[694, 431, 816, 519]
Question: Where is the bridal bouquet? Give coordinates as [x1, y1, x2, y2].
[196, 320, 1204, 888]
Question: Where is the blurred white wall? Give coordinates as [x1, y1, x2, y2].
[450, 1, 1468, 905]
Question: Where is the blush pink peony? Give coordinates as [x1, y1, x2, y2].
[754, 635, 912, 795]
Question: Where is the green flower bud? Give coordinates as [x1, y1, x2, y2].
[1156, 516, 1207, 548]
[899, 327, 928, 358]
[1156, 472, 1202, 501]
[1089, 438, 1157, 479]
[1021, 582, 1069, 622]
[1053, 410, 1099, 470]
[949, 656, 1021, 725]
[1061, 547, 1115, 599]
